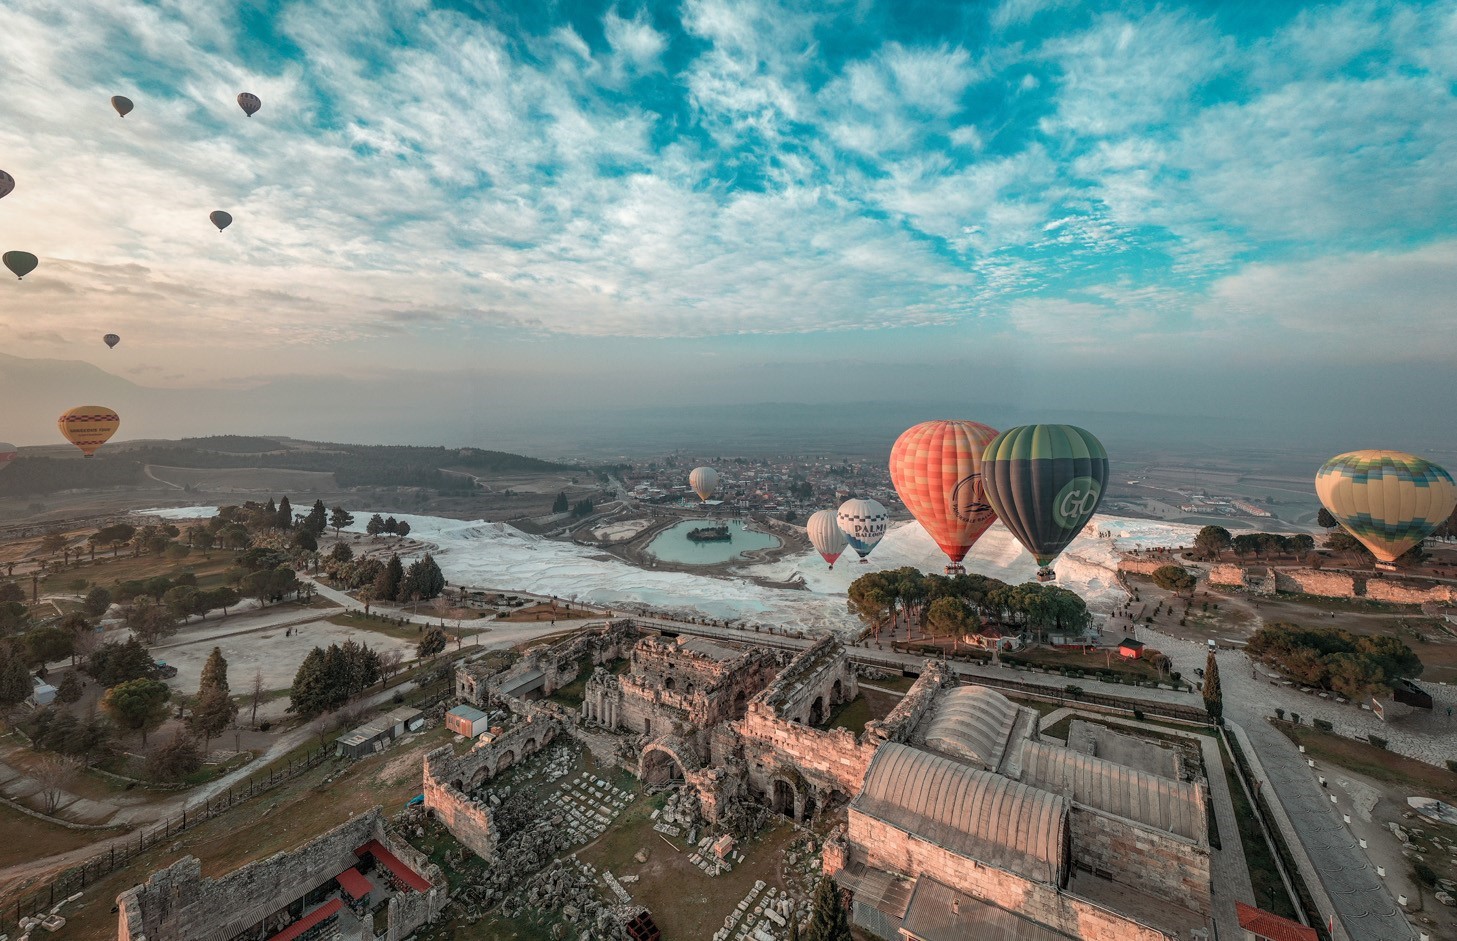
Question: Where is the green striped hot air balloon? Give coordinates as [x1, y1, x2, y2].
[981, 424, 1108, 582]
[1315, 450, 1456, 569]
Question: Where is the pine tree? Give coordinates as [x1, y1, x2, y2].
[277, 495, 293, 529]
[329, 507, 355, 536]
[322, 644, 350, 708]
[264, 497, 277, 519]
[804, 877, 851, 941]
[305, 500, 328, 537]
[375, 554, 405, 602]
[0, 649, 34, 707]
[384, 516, 398, 534]
[288, 647, 330, 715]
[1203, 651, 1223, 724]
[367, 514, 385, 536]
[56, 670, 83, 704]
[553, 491, 569, 513]
[199, 647, 229, 695]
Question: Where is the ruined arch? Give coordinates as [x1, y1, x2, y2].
[809, 695, 825, 726]
[522, 737, 537, 753]
[495, 749, 516, 774]
[641, 745, 688, 787]
[771, 778, 796, 817]
[831, 678, 843, 704]
[733, 689, 748, 717]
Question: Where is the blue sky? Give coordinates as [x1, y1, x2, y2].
[1, 0, 1455, 443]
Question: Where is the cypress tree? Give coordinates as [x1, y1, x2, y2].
[305, 500, 328, 537]
[1203, 651, 1223, 724]
[805, 877, 852, 941]
[277, 495, 293, 529]
[367, 514, 385, 536]
[288, 647, 330, 715]
[376, 554, 405, 602]
[199, 646, 229, 694]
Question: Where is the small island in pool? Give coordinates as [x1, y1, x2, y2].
[686, 524, 732, 543]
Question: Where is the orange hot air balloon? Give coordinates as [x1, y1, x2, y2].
[890, 419, 1000, 573]
[58, 405, 121, 457]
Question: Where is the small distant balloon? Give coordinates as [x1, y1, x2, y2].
[104, 333, 121, 349]
[58, 405, 121, 458]
[210, 211, 233, 232]
[3, 251, 38, 280]
[237, 92, 261, 117]
[111, 95, 134, 118]
[0, 170, 13, 200]
[0, 442, 16, 472]
[689, 466, 719, 502]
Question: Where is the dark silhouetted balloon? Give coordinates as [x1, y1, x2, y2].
[0, 170, 13, 200]
[237, 92, 261, 117]
[210, 211, 232, 232]
[111, 96, 134, 118]
[104, 333, 121, 349]
[3, 251, 38, 280]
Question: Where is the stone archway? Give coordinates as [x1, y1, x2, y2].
[801, 791, 817, 822]
[809, 695, 825, 726]
[522, 737, 537, 754]
[496, 749, 516, 774]
[771, 778, 796, 817]
[831, 678, 843, 705]
[733, 689, 748, 718]
[664, 676, 676, 691]
[641, 746, 687, 787]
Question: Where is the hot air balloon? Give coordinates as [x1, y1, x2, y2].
[981, 425, 1108, 582]
[209, 211, 232, 232]
[0, 442, 16, 472]
[0, 170, 13, 200]
[689, 466, 719, 502]
[837, 498, 887, 562]
[58, 406, 120, 458]
[104, 333, 121, 349]
[111, 96, 134, 118]
[889, 419, 1000, 573]
[237, 92, 262, 117]
[806, 509, 848, 569]
[3, 251, 38, 280]
[1315, 451, 1456, 570]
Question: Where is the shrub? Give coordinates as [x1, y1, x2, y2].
[1275, 708, 1285, 720]
[1313, 718, 1333, 731]
[1368, 735, 1388, 750]
[1413, 861, 1437, 888]
[1132, 708, 1144, 721]
[1290, 713, 1300, 725]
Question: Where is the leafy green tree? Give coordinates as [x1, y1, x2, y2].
[288, 647, 331, 716]
[101, 679, 171, 743]
[0, 648, 34, 708]
[85, 638, 156, 687]
[926, 596, 978, 651]
[55, 670, 83, 704]
[330, 542, 355, 563]
[1325, 532, 1372, 558]
[91, 523, 136, 557]
[1203, 651, 1222, 724]
[162, 585, 202, 623]
[384, 516, 399, 534]
[396, 520, 411, 537]
[83, 586, 113, 617]
[417, 628, 447, 659]
[1316, 507, 1338, 529]
[1151, 565, 1197, 595]
[276, 495, 293, 529]
[571, 498, 593, 518]
[403, 554, 446, 603]
[204, 586, 241, 616]
[126, 599, 179, 644]
[366, 514, 385, 536]
[1193, 525, 1232, 560]
[329, 507, 355, 536]
[23, 627, 74, 668]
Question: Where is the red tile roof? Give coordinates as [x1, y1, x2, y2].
[356, 840, 432, 893]
[336, 866, 372, 901]
[1235, 902, 1318, 941]
[266, 899, 342, 941]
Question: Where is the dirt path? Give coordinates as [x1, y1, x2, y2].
[142, 466, 185, 490]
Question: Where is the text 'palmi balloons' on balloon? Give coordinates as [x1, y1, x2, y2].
[0, 442, 17, 472]
[982, 424, 1109, 583]
[0, 170, 13, 200]
[889, 419, 1000, 573]
[3, 251, 38, 280]
[807, 509, 848, 569]
[58, 405, 121, 458]
[689, 466, 718, 502]
[104, 333, 121, 349]
[111, 95, 134, 117]
[837, 498, 888, 562]
[237, 92, 261, 117]
[1315, 450, 1457, 569]
[209, 211, 233, 232]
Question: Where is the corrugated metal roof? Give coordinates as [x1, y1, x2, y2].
[853, 743, 1067, 885]
[833, 860, 914, 920]
[499, 669, 545, 696]
[900, 876, 1075, 941]
[920, 686, 1018, 771]
[1019, 739, 1204, 841]
[447, 705, 487, 721]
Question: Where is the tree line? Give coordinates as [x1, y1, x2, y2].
[847, 568, 1091, 642]
[289, 639, 402, 716]
[1246, 622, 1422, 700]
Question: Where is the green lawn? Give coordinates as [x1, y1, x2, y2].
[1221, 742, 1299, 919]
[327, 611, 483, 644]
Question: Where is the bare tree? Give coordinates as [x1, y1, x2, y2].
[249, 668, 266, 726]
[380, 649, 404, 688]
[33, 754, 82, 815]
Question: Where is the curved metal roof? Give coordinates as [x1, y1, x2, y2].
[853, 743, 1067, 884]
[920, 685, 1019, 771]
[1019, 739, 1205, 842]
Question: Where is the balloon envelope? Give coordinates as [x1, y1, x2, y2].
[58, 406, 121, 458]
[104, 333, 121, 349]
[806, 509, 848, 568]
[3, 251, 38, 280]
[0, 442, 16, 472]
[209, 211, 233, 232]
[889, 419, 1000, 568]
[0, 170, 13, 200]
[689, 466, 719, 502]
[237, 92, 261, 117]
[982, 424, 1109, 580]
[837, 498, 888, 560]
[1315, 451, 1457, 564]
[111, 95, 134, 117]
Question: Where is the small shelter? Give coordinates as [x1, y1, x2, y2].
[335, 706, 425, 759]
[1117, 638, 1145, 659]
[445, 704, 490, 738]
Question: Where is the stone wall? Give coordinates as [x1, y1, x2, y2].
[116, 810, 443, 941]
[1209, 565, 1457, 606]
[1067, 807, 1211, 915]
[862, 661, 955, 748]
[423, 707, 564, 861]
[1208, 564, 1248, 588]
[754, 635, 858, 725]
[459, 619, 638, 704]
[1274, 568, 1357, 597]
[1118, 559, 1166, 576]
[846, 812, 1174, 941]
[1366, 578, 1457, 605]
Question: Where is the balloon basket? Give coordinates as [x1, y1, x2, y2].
[1375, 562, 1398, 573]
[943, 564, 965, 576]
[1036, 567, 1055, 582]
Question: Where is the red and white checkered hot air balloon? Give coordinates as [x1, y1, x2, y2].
[889, 419, 1000, 574]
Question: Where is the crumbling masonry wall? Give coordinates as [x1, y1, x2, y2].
[116, 810, 442, 941]
[458, 619, 638, 705]
[1067, 807, 1211, 915]
[423, 708, 563, 861]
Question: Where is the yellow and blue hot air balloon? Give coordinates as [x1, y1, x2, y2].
[1315, 451, 1456, 569]
[981, 424, 1108, 582]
